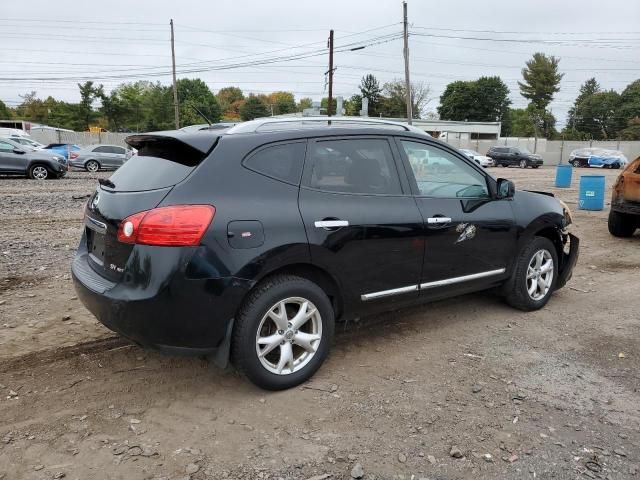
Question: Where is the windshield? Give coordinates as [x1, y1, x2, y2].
[462, 150, 480, 156]
[517, 148, 532, 154]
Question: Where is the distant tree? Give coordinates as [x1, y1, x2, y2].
[177, 78, 221, 126]
[504, 108, 535, 137]
[0, 100, 11, 119]
[567, 77, 601, 131]
[359, 74, 382, 116]
[240, 95, 269, 120]
[575, 90, 623, 140]
[518, 53, 564, 111]
[381, 80, 431, 118]
[619, 79, 640, 121]
[78, 81, 104, 130]
[619, 117, 640, 140]
[216, 86, 244, 118]
[344, 94, 362, 116]
[439, 76, 510, 127]
[268, 91, 296, 115]
[297, 97, 313, 112]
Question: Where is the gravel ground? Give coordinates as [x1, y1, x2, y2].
[0, 167, 639, 480]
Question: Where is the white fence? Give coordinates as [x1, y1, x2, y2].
[441, 136, 640, 166]
[29, 130, 131, 147]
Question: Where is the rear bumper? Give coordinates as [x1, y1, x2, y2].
[612, 201, 640, 216]
[556, 233, 579, 289]
[71, 246, 253, 354]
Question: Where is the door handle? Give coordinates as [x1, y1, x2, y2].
[427, 216, 452, 225]
[314, 220, 349, 229]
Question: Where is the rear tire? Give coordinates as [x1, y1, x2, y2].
[85, 160, 100, 172]
[571, 159, 581, 168]
[503, 236, 558, 312]
[519, 159, 527, 169]
[28, 164, 49, 180]
[231, 275, 335, 390]
[608, 210, 637, 238]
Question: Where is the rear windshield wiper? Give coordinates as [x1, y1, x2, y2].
[98, 178, 116, 189]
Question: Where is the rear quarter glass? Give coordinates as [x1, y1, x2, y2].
[107, 138, 216, 192]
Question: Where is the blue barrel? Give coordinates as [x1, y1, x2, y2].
[555, 164, 573, 188]
[578, 175, 605, 211]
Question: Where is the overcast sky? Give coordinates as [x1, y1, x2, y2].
[1, 0, 639, 127]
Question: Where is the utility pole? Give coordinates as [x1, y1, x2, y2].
[327, 29, 334, 118]
[402, 1, 413, 125]
[170, 19, 180, 129]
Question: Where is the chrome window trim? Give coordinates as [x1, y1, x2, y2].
[360, 268, 506, 301]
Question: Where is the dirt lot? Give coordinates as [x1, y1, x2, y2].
[1, 167, 639, 480]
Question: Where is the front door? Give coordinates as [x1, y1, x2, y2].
[396, 139, 516, 297]
[0, 141, 26, 174]
[299, 136, 424, 309]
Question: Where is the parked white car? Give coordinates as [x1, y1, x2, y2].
[460, 149, 494, 167]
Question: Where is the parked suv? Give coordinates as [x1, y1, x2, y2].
[0, 137, 67, 179]
[72, 118, 578, 390]
[487, 146, 544, 168]
[608, 156, 640, 237]
[70, 144, 132, 172]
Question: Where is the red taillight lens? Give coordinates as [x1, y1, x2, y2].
[70, 152, 79, 159]
[117, 205, 215, 246]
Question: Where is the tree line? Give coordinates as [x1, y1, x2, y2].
[0, 76, 431, 133]
[1, 51, 638, 140]
[437, 52, 640, 140]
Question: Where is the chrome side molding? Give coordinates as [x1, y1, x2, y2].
[360, 268, 506, 301]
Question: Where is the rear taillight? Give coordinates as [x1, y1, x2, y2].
[117, 205, 215, 246]
[70, 152, 79, 159]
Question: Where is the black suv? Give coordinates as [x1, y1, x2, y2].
[72, 118, 578, 390]
[487, 146, 544, 169]
[0, 137, 68, 179]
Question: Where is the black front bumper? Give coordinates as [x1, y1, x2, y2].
[556, 233, 579, 289]
[72, 249, 252, 355]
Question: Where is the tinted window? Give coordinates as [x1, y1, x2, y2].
[111, 146, 126, 155]
[106, 138, 213, 192]
[401, 140, 489, 198]
[307, 138, 401, 195]
[243, 142, 305, 185]
[93, 146, 110, 153]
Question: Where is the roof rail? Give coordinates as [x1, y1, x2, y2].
[225, 116, 430, 136]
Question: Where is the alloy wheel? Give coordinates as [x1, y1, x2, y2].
[526, 249, 554, 301]
[255, 297, 322, 375]
[32, 166, 48, 180]
[86, 161, 99, 172]
[519, 160, 527, 168]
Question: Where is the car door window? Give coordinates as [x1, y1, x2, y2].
[0, 141, 15, 152]
[306, 138, 401, 195]
[93, 146, 109, 153]
[243, 141, 306, 185]
[400, 140, 489, 199]
[111, 147, 126, 155]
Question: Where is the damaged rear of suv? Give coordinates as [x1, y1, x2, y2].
[609, 156, 640, 237]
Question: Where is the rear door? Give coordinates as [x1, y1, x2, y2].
[92, 146, 111, 167]
[396, 138, 516, 297]
[110, 146, 127, 167]
[299, 136, 423, 309]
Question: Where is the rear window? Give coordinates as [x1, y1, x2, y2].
[107, 137, 214, 192]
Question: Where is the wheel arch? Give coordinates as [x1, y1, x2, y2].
[248, 262, 344, 321]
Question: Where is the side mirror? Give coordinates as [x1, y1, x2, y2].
[13, 148, 25, 154]
[497, 178, 515, 199]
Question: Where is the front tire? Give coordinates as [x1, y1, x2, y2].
[503, 237, 558, 311]
[571, 160, 581, 168]
[519, 159, 527, 169]
[29, 164, 49, 180]
[231, 275, 335, 390]
[608, 210, 637, 237]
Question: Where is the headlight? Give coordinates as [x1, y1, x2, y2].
[557, 199, 573, 228]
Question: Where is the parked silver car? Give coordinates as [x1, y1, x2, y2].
[69, 144, 132, 172]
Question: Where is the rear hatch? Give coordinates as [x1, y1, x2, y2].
[83, 131, 218, 281]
